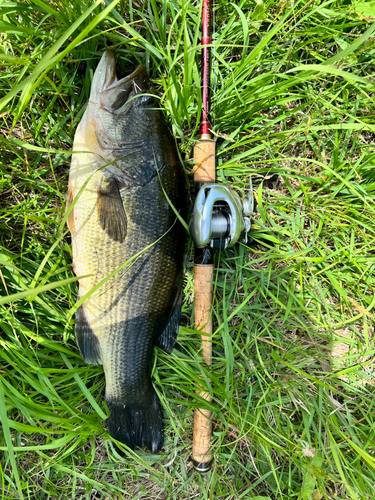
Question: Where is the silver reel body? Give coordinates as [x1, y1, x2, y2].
[189, 183, 254, 250]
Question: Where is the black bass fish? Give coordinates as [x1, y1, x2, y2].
[67, 51, 184, 453]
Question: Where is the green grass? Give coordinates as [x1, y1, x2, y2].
[1, 0, 375, 498]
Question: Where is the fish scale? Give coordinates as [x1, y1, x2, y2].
[67, 51, 184, 452]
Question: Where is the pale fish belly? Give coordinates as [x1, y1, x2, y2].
[68, 115, 106, 305]
[68, 171, 128, 346]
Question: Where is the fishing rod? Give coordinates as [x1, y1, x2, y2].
[190, 0, 253, 473]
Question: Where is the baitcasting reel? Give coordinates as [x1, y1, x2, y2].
[189, 181, 254, 250]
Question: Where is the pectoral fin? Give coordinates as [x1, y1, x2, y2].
[97, 176, 127, 243]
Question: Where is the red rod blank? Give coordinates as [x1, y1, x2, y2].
[200, 0, 211, 138]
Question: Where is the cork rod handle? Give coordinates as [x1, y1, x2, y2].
[192, 139, 215, 472]
[192, 264, 213, 469]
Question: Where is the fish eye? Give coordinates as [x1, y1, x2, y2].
[137, 94, 154, 106]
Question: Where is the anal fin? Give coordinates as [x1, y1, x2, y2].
[75, 305, 103, 365]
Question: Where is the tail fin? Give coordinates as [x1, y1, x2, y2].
[106, 391, 164, 453]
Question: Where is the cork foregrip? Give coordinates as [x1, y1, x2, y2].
[193, 139, 215, 183]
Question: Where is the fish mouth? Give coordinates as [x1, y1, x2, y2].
[90, 50, 146, 104]
[106, 64, 146, 91]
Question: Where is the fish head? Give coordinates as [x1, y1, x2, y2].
[79, 50, 158, 155]
[91, 50, 154, 110]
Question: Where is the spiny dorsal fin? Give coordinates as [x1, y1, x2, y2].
[97, 176, 127, 243]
